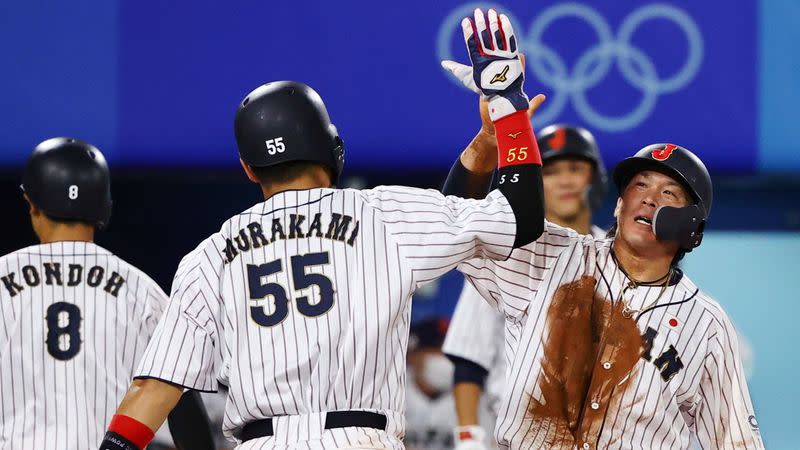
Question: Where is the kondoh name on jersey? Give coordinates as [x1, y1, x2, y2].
[222, 213, 360, 263]
[1, 263, 126, 298]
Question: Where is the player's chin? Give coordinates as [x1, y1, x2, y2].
[620, 225, 658, 247]
[550, 202, 582, 221]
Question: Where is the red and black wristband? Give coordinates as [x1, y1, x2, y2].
[99, 415, 154, 450]
[494, 110, 542, 168]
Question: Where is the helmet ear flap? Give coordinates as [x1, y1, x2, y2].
[329, 125, 345, 183]
[652, 204, 706, 251]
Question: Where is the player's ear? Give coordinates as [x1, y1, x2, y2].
[23, 193, 38, 216]
[239, 159, 260, 184]
[613, 197, 622, 219]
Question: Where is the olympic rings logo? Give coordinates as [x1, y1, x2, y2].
[437, 2, 704, 131]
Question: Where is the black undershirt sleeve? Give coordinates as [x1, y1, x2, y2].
[447, 354, 490, 388]
[442, 158, 545, 248]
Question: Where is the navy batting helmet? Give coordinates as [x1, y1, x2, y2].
[538, 124, 608, 210]
[234, 81, 345, 183]
[613, 143, 712, 251]
[21, 137, 112, 228]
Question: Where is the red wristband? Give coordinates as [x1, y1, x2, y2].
[108, 414, 155, 450]
[494, 111, 542, 168]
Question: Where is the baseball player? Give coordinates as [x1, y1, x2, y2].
[442, 125, 609, 449]
[404, 318, 457, 450]
[98, 13, 549, 448]
[451, 143, 765, 450]
[0, 138, 210, 449]
[439, 8, 765, 450]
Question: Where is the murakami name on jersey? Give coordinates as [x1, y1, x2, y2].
[222, 213, 361, 264]
[1, 262, 126, 298]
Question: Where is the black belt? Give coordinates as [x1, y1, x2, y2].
[238, 410, 388, 442]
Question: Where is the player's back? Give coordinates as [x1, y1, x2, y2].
[220, 187, 407, 422]
[136, 186, 517, 444]
[0, 241, 167, 449]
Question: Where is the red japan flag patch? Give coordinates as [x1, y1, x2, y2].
[666, 314, 681, 329]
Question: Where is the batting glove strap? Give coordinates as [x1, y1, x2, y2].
[99, 415, 154, 450]
[461, 8, 529, 121]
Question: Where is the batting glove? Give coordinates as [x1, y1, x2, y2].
[455, 8, 528, 122]
[453, 425, 489, 450]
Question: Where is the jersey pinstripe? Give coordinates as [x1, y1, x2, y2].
[444, 226, 606, 434]
[458, 221, 764, 450]
[0, 241, 168, 449]
[134, 187, 517, 448]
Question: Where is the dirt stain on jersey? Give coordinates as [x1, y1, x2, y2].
[524, 275, 644, 448]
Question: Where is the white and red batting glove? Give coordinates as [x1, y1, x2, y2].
[453, 425, 489, 450]
[447, 8, 528, 122]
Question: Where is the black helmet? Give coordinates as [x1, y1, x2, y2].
[538, 124, 608, 210]
[613, 143, 712, 250]
[234, 81, 345, 183]
[21, 137, 112, 228]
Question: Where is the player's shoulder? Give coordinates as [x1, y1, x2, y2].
[0, 242, 166, 297]
[352, 184, 444, 204]
[0, 242, 96, 262]
[538, 220, 599, 247]
[0, 245, 34, 266]
[591, 225, 609, 240]
[354, 184, 507, 204]
[506, 222, 612, 269]
[676, 272, 736, 330]
[1, 241, 120, 268]
[177, 232, 228, 272]
[100, 248, 165, 295]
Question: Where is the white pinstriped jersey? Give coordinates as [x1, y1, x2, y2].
[0, 242, 168, 449]
[443, 226, 607, 426]
[459, 221, 764, 450]
[134, 187, 517, 449]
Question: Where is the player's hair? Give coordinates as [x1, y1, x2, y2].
[28, 197, 96, 228]
[44, 215, 94, 227]
[606, 221, 686, 265]
[249, 160, 335, 188]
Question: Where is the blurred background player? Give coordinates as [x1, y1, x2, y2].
[0, 138, 213, 449]
[403, 318, 457, 450]
[151, 389, 229, 449]
[441, 124, 609, 449]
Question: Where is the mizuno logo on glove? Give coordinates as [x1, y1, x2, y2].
[490, 65, 510, 84]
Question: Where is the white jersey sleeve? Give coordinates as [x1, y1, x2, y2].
[360, 187, 517, 287]
[143, 277, 169, 338]
[458, 220, 585, 320]
[692, 310, 764, 449]
[591, 225, 608, 239]
[445, 224, 606, 375]
[442, 281, 504, 371]
[134, 236, 226, 392]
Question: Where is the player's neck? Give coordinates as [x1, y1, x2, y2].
[36, 222, 95, 244]
[612, 238, 674, 283]
[548, 207, 592, 235]
[259, 173, 333, 200]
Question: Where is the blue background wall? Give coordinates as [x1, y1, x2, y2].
[1, 0, 798, 172]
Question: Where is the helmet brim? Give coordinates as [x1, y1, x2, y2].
[612, 157, 702, 207]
